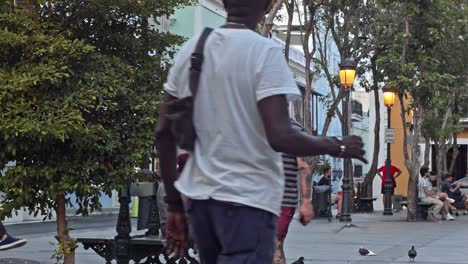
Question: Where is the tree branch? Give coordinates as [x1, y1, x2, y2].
[261, 0, 284, 37]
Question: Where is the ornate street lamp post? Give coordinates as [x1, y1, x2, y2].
[339, 58, 356, 223]
[382, 86, 396, 215]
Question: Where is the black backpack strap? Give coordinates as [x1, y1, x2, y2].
[190, 28, 214, 97]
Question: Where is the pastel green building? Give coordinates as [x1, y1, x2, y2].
[170, 0, 226, 38]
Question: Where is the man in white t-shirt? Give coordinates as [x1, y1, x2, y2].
[418, 167, 454, 221]
[155, 0, 367, 262]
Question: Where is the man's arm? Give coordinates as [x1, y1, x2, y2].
[155, 93, 181, 211]
[297, 157, 313, 225]
[394, 168, 402, 179]
[258, 95, 367, 162]
[155, 93, 188, 257]
[423, 186, 437, 198]
[449, 184, 461, 193]
[297, 157, 311, 201]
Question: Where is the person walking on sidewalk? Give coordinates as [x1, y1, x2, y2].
[273, 119, 313, 264]
[0, 221, 27, 250]
[156, 0, 367, 262]
[377, 164, 402, 209]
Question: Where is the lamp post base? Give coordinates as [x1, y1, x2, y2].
[336, 223, 359, 233]
[383, 209, 393, 216]
[340, 215, 352, 223]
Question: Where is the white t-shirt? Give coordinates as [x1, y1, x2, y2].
[164, 28, 301, 215]
[418, 177, 432, 199]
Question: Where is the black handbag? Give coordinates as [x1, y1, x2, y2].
[166, 28, 213, 151]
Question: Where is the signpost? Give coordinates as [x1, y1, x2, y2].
[385, 128, 395, 144]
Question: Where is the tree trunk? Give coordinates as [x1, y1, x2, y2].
[320, 90, 345, 135]
[423, 136, 431, 168]
[284, 0, 295, 63]
[362, 58, 381, 198]
[261, 0, 284, 37]
[302, 3, 315, 136]
[435, 97, 454, 180]
[400, 94, 421, 222]
[398, 15, 420, 222]
[284, 0, 300, 123]
[448, 134, 459, 175]
[442, 147, 448, 176]
[293, 100, 303, 123]
[435, 142, 445, 181]
[56, 194, 75, 264]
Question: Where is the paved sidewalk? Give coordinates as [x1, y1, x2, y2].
[284, 211, 468, 264]
[1, 210, 467, 263]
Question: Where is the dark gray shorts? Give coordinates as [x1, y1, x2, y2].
[381, 185, 395, 195]
[186, 198, 277, 264]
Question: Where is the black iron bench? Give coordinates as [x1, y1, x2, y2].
[401, 201, 432, 221]
[355, 197, 378, 213]
[354, 182, 377, 213]
[77, 180, 199, 264]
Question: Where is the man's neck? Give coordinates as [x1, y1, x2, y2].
[226, 17, 257, 30]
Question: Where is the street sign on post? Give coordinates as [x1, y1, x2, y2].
[385, 128, 395, 144]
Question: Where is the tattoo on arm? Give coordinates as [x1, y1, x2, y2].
[273, 238, 285, 264]
[297, 157, 311, 200]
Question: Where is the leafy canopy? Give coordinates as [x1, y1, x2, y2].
[0, 0, 188, 218]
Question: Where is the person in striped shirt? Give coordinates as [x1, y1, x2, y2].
[273, 120, 313, 264]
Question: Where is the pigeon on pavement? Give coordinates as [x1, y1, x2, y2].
[359, 247, 377, 256]
[291, 256, 305, 264]
[408, 245, 417, 262]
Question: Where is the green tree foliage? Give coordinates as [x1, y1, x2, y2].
[374, 0, 467, 221]
[0, 0, 187, 218]
[0, 1, 188, 261]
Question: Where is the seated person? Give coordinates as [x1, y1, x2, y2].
[317, 167, 342, 218]
[442, 174, 468, 215]
[430, 172, 457, 217]
[428, 171, 455, 204]
[418, 168, 455, 221]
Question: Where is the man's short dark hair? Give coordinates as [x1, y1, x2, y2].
[430, 171, 437, 176]
[420, 167, 429, 177]
[444, 174, 453, 180]
[323, 167, 331, 174]
[222, 0, 271, 13]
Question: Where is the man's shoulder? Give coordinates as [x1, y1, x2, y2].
[171, 35, 198, 65]
[317, 177, 328, 185]
[231, 30, 277, 45]
[422, 178, 431, 186]
[442, 181, 452, 188]
[234, 31, 283, 53]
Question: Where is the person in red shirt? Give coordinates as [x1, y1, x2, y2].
[377, 164, 402, 209]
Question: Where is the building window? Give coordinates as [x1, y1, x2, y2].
[354, 164, 363, 178]
[351, 100, 363, 117]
